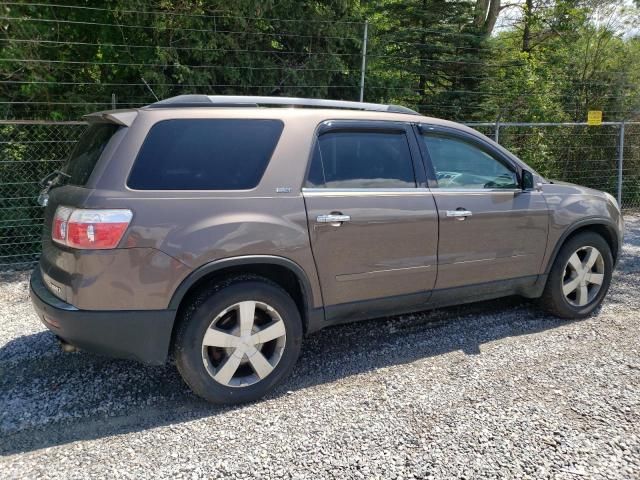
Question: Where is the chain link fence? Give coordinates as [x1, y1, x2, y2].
[0, 119, 638, 271]
[0, 120, 86, 270]
[470, 122, 640, 208]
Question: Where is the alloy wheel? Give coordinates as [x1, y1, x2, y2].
[201, 301, 287, 387]
[562, 246, 605, 307]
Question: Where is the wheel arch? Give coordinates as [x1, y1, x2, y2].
[544, 218, 620, 274]
[169, 255, 322, 337]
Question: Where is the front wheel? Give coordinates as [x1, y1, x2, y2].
[174, 277, 303, 404]
[540, 232, 613, 319]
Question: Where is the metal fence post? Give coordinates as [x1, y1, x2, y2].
[359, 20, 368, 102]
[494, 122, 500, 143]
[617, 121, 625, 207]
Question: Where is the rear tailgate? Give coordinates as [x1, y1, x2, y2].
[38, 116, 132, 303]
[40, 186, 93, 303]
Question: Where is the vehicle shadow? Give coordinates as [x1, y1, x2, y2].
[0, 296, 577, 456]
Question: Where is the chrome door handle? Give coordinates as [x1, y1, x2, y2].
[446, 210, 473, 218]
[316, 214, 351, 224]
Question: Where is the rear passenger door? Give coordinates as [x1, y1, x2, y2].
[302, 121, 439, 319]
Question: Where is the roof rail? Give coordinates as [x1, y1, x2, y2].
[146, 95, 419, 115]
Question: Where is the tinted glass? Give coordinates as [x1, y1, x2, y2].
[128, 119, 284, 190]
[306, 142, 326, 187]
[306, 131, 415, 188]
[422, 134, 518, 189]
[63, 123, 120, 186]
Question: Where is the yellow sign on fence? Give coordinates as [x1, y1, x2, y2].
[587, 110, 603, 126]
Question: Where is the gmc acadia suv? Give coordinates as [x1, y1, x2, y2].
[30, 95, 623, 404]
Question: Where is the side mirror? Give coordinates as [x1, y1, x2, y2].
[521, 170, 534, 190]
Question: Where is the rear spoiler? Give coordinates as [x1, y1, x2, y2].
[83, 110, 138, 127]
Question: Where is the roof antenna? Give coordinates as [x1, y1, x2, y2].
[141, 77, 159, 102]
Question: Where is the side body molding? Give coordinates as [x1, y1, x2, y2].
[168, 255, 324, 332]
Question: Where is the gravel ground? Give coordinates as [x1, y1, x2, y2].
[1, 216, 639, 479]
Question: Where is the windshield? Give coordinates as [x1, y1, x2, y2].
[62, 123, 120, 186]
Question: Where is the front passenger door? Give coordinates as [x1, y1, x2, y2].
[419, 127, 549, 290]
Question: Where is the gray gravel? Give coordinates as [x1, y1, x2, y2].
[1, 216, 639, 479]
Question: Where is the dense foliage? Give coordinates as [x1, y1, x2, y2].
[0, 1, 639, 268]
[1, 0, 638, 122]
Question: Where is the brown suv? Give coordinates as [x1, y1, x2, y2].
[30, 95, 623, 404]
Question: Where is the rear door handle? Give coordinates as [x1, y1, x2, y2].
[446, 210, 473, 218]
[316, 214, 351, 225]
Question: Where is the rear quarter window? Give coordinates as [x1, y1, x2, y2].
[127, 119, 284, 190]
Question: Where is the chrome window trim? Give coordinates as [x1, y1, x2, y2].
[430, 188, 524, 194]
[302, 187, 431, 197]
[302, 187, 525, 197]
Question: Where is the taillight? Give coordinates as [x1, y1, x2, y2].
[52, 206, 133, 249]
[52, 206, 73, 244]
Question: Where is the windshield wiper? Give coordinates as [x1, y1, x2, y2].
[37, 170, 71, 206]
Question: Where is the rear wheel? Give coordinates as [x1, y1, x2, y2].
[174, 277, 303, 404]
[540, 232, 613, 319]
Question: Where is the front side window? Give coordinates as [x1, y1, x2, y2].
[306, 130, 416, 188]
[128, 119, 283, 190]
[422, 134, 518, 189]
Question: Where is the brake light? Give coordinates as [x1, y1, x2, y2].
[52, 206, 133, 249]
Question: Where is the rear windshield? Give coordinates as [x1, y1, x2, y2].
[63, 123, 121, 186]
[127, 119, 284, 190]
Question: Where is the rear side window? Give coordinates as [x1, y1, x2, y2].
[63, 123, 120, 186]
[306, 131, 415, 188]
[128, 119, 284, 190]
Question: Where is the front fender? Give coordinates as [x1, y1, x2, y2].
[542, 182, 622, 272]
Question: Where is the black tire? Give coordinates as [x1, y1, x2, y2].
[174, 276, 303, 404]
[540, 232, 613, 319]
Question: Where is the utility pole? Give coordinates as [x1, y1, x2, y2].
[617, 121, 625, 207]
[359, 20, 368, 102]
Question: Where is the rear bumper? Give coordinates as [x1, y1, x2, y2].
[29, 268, 176, 365]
